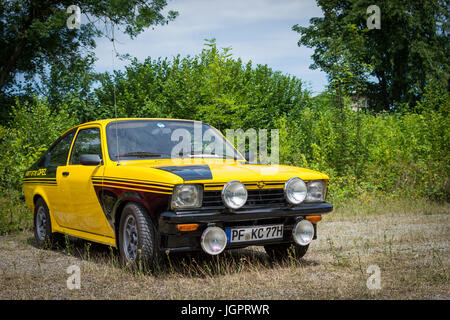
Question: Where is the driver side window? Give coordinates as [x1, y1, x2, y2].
[46, 130, 76, 167]
[70, 127, 102, 165]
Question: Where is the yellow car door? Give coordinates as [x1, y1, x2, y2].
[43, 129, 77, 228]
[60, 126, 114, 237]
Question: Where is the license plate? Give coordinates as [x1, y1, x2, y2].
[225, 224, 284, 243]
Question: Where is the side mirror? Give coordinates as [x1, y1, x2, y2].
[80, 154, 102, 166]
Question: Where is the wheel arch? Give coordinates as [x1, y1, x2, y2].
[112, 192, 156, 248]
[31, 188, 51, 213]
[31, 189, 59, 233]
[33, 193, 43, 205]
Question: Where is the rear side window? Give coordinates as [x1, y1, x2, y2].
[70, 127, 102, 165]
[47, 130, 76, 167]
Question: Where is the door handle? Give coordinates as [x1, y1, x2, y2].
[62, 172, 70, 177]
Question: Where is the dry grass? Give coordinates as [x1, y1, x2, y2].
[0, 198, 449, 300]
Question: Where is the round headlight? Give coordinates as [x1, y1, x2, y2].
[284, 177, 307, 205]
[201, 227, 227, 255]
[221, 181, 248, 210]
[292, 219, 314, 246]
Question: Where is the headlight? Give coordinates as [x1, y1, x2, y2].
[284, 177, 307, 205]
[292, 219, 314, 246]
[201, 227, 227, 255]
[221, 181, 247, 210]
[305, 180, 326, 202]
[171, 184, 203, 209]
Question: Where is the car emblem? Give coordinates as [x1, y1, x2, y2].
[257, 181, 265, 189]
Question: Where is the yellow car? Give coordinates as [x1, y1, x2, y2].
[22, 118, 332, 266]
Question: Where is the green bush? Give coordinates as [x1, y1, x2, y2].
[0, 97, 76, 190]
[278, 88, 449, 203]
[0, 189, 31, 235]
[93, 40, 311, 130]
[0, 44, 448, 235]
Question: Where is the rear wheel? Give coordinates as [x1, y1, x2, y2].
[118, 202, 160, 269]
[264, 243, 309, 261]
[34, 198, 62, 248]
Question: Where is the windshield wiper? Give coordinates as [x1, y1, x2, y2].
[116, 151, 241, 160]
[180, 151, 240, 160]
[117, 152, 169, 158]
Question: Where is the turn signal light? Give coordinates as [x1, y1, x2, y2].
[177, 224, 199, 232]
[305, 215, 322, 223]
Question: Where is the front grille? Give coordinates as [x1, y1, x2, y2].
[202, 188, 287, 209]
[202, 190, 223, 207]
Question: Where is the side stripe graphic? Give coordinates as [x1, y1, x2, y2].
[22, 178, 57, 186]
[91, 176, 173, 195]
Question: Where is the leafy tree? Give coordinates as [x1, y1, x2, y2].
[0, 0, 178, 122]
[93, 40, 311, 131]
[293, 0, 450, 111]
[37, 52, 99, 122]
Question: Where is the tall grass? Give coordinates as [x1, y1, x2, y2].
[0, 189, 32, 235]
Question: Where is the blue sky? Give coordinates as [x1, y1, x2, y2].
[92, 0, 327, 94]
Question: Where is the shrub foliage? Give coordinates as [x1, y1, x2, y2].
[0, 42, 448, 234]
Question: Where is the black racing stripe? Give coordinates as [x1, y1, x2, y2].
[96, 183, 172, 194]
[91, 177, 173, 189]
[96, 181, 173, 192]
[156, 165, 213, 181]
[92, 176, 174, 185]
[95, 176, 174, 184]
[23, 182, 57, 185]
[100, 178, 173, 188]
[23, 181, 57, 183]
[204, 181, 285, 186]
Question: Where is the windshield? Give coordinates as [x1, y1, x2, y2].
[106, 120, 243, 161]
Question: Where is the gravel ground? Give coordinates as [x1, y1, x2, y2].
[0, 210, 449, 299]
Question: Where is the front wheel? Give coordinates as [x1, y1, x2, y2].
[118, 202, 161, 270]
[264, 243, 309, 261]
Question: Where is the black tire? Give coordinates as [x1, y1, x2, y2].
[33, 198, 62, 248]
[118, 202, 160, 270]
[264, 243, 309, 261]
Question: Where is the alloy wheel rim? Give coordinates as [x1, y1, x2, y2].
[36, 207, 47, 240]
[123, 215, 139, 261]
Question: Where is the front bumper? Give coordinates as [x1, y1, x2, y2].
[158, 202, 333, 253]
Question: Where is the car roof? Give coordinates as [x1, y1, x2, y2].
[60, 118, 199, 136]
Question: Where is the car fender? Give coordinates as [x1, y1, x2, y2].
[31, 187, 60, 233]
[109, 190, 156, 244]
